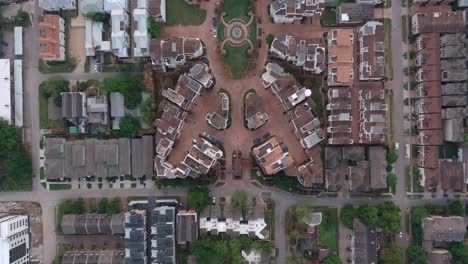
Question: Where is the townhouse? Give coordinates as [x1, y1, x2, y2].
[269, 0, 325, 24]
[151, 37, 204, 72]
[39, 14, 66, 61]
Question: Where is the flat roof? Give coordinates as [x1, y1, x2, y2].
[0, 59, 11, 123]
[14, 27, 22, 56]
[14, 60, 23, 127]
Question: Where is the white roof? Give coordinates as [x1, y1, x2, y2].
[0, 60, 12, 124]
[81, 0, 104, 13]
[14, 60, 23, 127]
[104, 0, 128, 12]
[133, 8, 150, 57]
[14, 27, 22, 56]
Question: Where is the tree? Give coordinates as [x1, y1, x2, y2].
[40, 77, 69, 107]
[380, 244, 404, 264]
[187, 187, 210, 212]
[191, 238, 229, 264]
[411, 207, 429, 244]
[377, 202, 401, 234]
[98, 198, 109, 213]
[340, 204, 357, 229]
[15, 9, 30, 27]
[266, 34, 275, 47]
[2, 148, 33, 191]
[448, 242, 468, 263]
[140, 97, 156, 125]
[89, 198, 97, 213]
[387, 150, 398, 164]
[148, 18, 161, 38]
[358, 204, 378, 225]
[449, 201, 464, 216]
[118, 116, 141, 138]
[231, 190, 248, 210]
[322, 255, 342, 264]
[386, 173, 397, 192]
[106, 197, 121, 214]
[408, 245, 428, 264]
[0, 119, 21, 155]
[101, 75, 144, 109]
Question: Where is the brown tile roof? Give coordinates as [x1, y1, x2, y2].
[417, 129, 443, 146]
[414, 97, 442, 114]
[358, 21, 385, 80]
[252, 137, 293, 175]
[39, 14, 64, 60]
[418, 145, 439, 168]
[440, 161, 464, 191]
[412, 11, 466, 34]
[328, 29, 354, 86]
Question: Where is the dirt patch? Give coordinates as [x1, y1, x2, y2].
[61, 235, 125, 250]
[0, 202, 43, 247]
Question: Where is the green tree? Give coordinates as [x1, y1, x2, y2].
[118, 116, 141, 138]
[40, 77, 69, 107]
[187, 187, 210, 212]
[89, 198, 97, 213]
[358, 204, 378, 225]
[387, 150, 398, 164]
[231, 190, 248, 210]
[106, 197, 121, 214]
[266, 34, 274, 46]
[377, 202, 401, 234]
[191, 238, 230, 264]
[148, 18, 161, 38]
[0, 119, 20, 155]
[386, 173, 397, 192]
[15, 9, 30, 27]
[380, 244, 404, 264]
[340, 204, 357, 229]
[2, 148, 33, 191]
[98, 198, 108, 213]
[101, 75, 144, 109]
[322, 255, 342, 264]
[140, 97, 156, 125]
[411, 207, 429, 244]
[449, 201, 464, 216]
[448, 242, 468, 263]
[408, 245, 428, 264]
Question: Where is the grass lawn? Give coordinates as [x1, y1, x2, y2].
[317, 208, 338, 253]
[217, 18, 226, 42]
[49, 184, 72, 191]
[248, 19, 257, 44]
[382, 19, 393, 80]
[222, 0, 252, 23]
[166, 0, 206, 26]
[321, 8, 337, 26]
[39, 92, 65, 129]
[224, 43, 250, 79]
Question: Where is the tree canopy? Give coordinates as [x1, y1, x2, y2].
[386, 173, 397, 192]
[387, 150, 398, 164]
[380, 244, 404, 264]
[340, 204, 357, 229]
[448, 242, 468, 264]
[39, 77, 69, 107]
[85, 12, 109, 22]
[191, 237, 230, 264]
[187, 187, 210, 212]
[118, 116, 141, 138]
[231, 190, 248, 210]
[148, 18, 161, 38]
[358, 204, 379, 226]
[140, 97, 156, 125]
[377, 202, 401, 234]
[449, 201, 464, 216]
[101, 75, 144, 109]
[0, 119, 20, 155]
[408, 245, 428, 264]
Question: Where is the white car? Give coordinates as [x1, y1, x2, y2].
[213, 30, 217, 38]
[398, 232, 403, 238]
[93, 64, 98, 72]
[395, 142, 400, 150]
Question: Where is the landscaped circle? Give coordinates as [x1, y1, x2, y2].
[231, 25, 244, 40]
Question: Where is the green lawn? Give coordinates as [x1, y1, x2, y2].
[39, 92, 65, 129]
[217, 18, 226, 42]
[248, 19, 257, 44]
[224, 43, 250, 79]
[317, 208, 338, 253]
[49, 184, 72, 191]
[222, 0, 252, 23]
[166, 0, 206, 26]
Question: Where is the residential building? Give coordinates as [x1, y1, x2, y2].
[39, 0, 76, 11]
[414, 0, 454, 5]
[149, 0, 166, 22]
[261, 63, 311, 111]
[337, 3, 374, 25]
[352, 218, 377, 264]
[245, 92, 269, 131]
[61, 92, 87, 122]
[422, 216, 466, 243]
[411, 11, 466, 35]
[151, 37, 203, 72]
[176, 210, 198, 245]
[81, 0, 105, 13]
[13, 60, 23, 128]
[150, 206, 175, 264]
[0, 214, 31, 264]
[327, 29, 354, 86]
[87, 95, 108, 126]
[188, 63, 215, 89]
[200, 197, 269, 240]
[206, 92, 229, 130]
[62, 250, 125, 264]
[85, 19, 106, 57]
[357, 21, 385, 80]
[325, 146, 388, 192]
[429, 249, 452, 264]
[357, 82, 388, 144]
[43, 137, 153, 180]
[162, 74, 203, 112]
[290, 103, 325, 149]
[269, 35, 326, 73]
[0, 59, 12, 124]
[269, 0, 325, 23]
[110, 92, 125, 129]
[133, 0, 151, 57]
[111, 9, 130, 58]
[173, 138, 223, 178]
[61, 214, 125, 235]
[326, 88, 353, 144]
[252, 136, 294, 175]
[14, 27, 22, 56]
[39, 14, 66, 61]
[124, 210, 147, 264]
[439, 161, 465, 192]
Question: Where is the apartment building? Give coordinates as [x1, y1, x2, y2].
[357, 21, 385, 80]
[0, 214, 30, 264]
[327, 29, 354, 86]
[39, 14, 66, 61]
[150, 206, 175, 264]
[270, 0, 325, 24]
[269, 35, 326, 74]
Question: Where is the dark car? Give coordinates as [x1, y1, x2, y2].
[0, 40, 8, 47]
[212, 18, 217, 29]
[253, 138, 261, 145]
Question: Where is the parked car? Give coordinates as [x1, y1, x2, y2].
[253, 138, 261, 145]
[0, 40, 8, 47]
[212, 17, 217, 29]
[213, 30, 217, 38]
[395, 142, 400, 150]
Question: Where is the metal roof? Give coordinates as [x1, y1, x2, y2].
[0, 59, 11, 124]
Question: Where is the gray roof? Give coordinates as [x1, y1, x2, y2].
[443, 118, 464, 142]
[61, 214, 125, 235]
[441, 83, 467, 95]
[81, 0, 104, 13]
[151, 206, 176, 264]
[369, 147, 387, 190]
[131, 136, 154, 178]
[423, 216, 466, 242]
[338, 3, 374, 24]
[62, 92, 85, 118]
[111, 214, 126, 234]
[61, 214, 76, 235]
[176, 211, 198, 244]
[110, 92, 125, 117]
[44, 138, 66, 179]
[353, 218, 378, 264]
